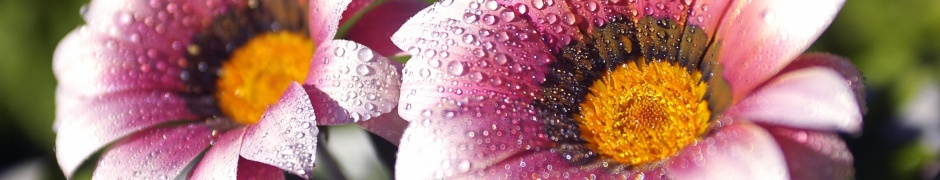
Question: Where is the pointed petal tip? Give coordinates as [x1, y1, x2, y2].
[241, 82, 319, 178]
[305, 40, 401, 125]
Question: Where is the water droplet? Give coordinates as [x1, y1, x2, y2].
[482, 14, 498, 25]
[428, 59, 442, 68]
[484, 0, 499, 10]
[494, 53, 511, 65]
[585, 2, 598, 12]
[300, 122, 311, 128]
[532, 0, 545, 9]
[546, 13, 559, 24]
[463, 13, 479, 23]
[357, 48, 374, 62]
[296, 132, 306, 138]
[468, 71, 485, 83]
[421, 110, 432, 117]
[515, 4, 528, 14]
[562, 13, 577, 25]
[462, 34, 476, 44]
[443, 110, 456, 118]
[419, 68, 432, 77]
[365, 103, 375, 110]
[458, 160, 471, 172]
[500, 10, 516, 22]
[447, 61, 466, 76]
[334, 47, 345, 56]
[356, 64, 373, 75]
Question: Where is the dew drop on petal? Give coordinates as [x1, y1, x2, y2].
[447, 61, 466, 76]
[463, 13, 479, 23]
[482, 14, 498, 25]
[500, 9, 516, 22]
[428, 59, 442, 68]
[334, 47, 345, 56]
[484, 0, 499, 10]
[532, 0, 545, 9]
[494, 53, 511, 65]
[515, 4, 528, 14]
[458, 160, 471, 173]
[356, 64, 373, 76]
[357, 48, 374, 62]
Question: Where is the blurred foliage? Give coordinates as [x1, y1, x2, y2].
[0, 0, 938, 179]
[0, 0, 87, 178]
[812, 0, 940, 179]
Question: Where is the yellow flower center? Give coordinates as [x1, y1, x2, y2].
[576, 60, 711, 166]
[215, 31, 314, 125]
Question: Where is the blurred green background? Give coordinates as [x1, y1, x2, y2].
[0, 0, 938, 179]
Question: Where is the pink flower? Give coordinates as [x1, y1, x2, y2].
[391, 0, 864, 179]
[53, 0, 424, 178]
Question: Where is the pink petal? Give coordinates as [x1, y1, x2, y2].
[93, 124, 212, 179]
[55, 90, 198, 177]
[723, 56, 863, 133]
[54, 0, 241, 96]
[667, 122, 789, 179]
[395, 112, 552, 179]
[392, 0, 552, 123]
[304, 40, 401, 125]
[567, 0, 630, 29]
[393, 2, 560, 178]
[356, 109, 409, 145]
[343, 0, 429, 56]
[236, 158, 286, 180]
[54, 26, 186, 96]
[309, 0, 351, 46]
[468, 149, 663, 179]
[765, 126, 854, 180]
[190, 128, 245, 179]
[687, 0, 733, 36]
[778, 53, 865, 112]
[712, 0, 845, 101]
[493, 0, 584, 49]
[53, 88, 81, 131]
[240, 82, 319, 178]
[190, 128, 287, 180]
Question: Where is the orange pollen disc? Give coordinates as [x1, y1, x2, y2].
[215, 31, 314, 125]
[576, 60, 711, 166]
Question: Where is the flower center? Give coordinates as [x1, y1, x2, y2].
[576, 60, 711, 166]
[215, 31, 314, 125]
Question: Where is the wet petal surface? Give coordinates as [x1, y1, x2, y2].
[356, 109, 409, 145]
[240, 83, 319, 178]
[309, 0, 351, 45]
[392, 1, 563, 178]
[305, 40, 401, 125]
[766, 126, 854, 180]
[190, 128, 245, 179]
[54, 0, 241, 96]
[92, 124, 212, 179]
[55, 90, 197, 177]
